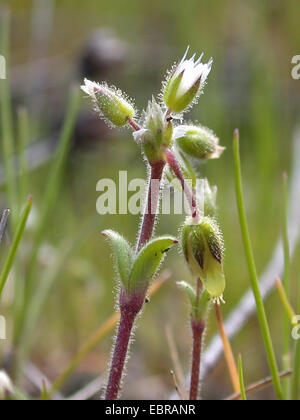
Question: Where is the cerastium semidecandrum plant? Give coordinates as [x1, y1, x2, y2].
[81, 47, 226, 400]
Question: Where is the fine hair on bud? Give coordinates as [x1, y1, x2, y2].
[81, 78, 136, 128]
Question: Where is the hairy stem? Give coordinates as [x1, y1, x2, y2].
[189, 318, 205, 400]
[127, 117, 141, 131]
[106, 120, 166, 399]
[165, 148, 199, 222]
[282, 173, 291, 398]
[137, 160, 165, 251]
[105, 290, 144, 400]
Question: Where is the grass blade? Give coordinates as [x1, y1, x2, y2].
[233, 129, 283, 400]
[275, 277, 296, 325]
[0, 10, 18, 229]
[17, 107, 30, 203]
[281, 173, 291, 397]
[0, 195, 32, 298]
[14, 87, 80, 343]
[238, 354, 247, 400]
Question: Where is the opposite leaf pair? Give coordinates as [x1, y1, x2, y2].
[102, 230, 178, 295]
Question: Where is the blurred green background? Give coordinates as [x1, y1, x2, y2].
[0, 0, 300, 399]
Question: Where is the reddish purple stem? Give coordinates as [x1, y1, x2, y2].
[164, 148, 199, 221]
[105, 158, 165, 399]
[127, 117, 141, 131]
[189, 318, 205, 400]
[105, 121, 166, 399]
[137, 160, 165, 251]
[105, 290, 144, 400]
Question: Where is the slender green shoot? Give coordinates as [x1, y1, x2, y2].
[0, 195, 32, 298]
[17, 107, 30, 204]
[275, 277, 296, 325]
[14, 87, 80, 343]
[238, 354, 247, 400]
[282, 173, 291, 397]
[13, 108, 31, 346]
[233, 129, 283, 400]
[0, 10, 18, 229]
[18, 216, 101, 371]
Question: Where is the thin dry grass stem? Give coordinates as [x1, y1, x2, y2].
[170, 370, 183, 400]
[215, 303, 240, 394]
[227, 370, 293, 401]
[165, 325, 188, 400]
[0, 208, 10, 244]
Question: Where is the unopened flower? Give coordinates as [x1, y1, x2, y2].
[0, 371, 14, 400]
[181, 216, 225, 303]
[81, 78, 135, 127]
[174, 124, 225, 160]
[163, 48, 212, 114]
[133, 98, 172, 163]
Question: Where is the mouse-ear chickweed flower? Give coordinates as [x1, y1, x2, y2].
[81, 78, 135, 127]
[174, 124, 225, 161]
[163, 48, 212, 114]
[133, 98, 173, 163]
[80, 48, 228, 401]
[181, 216, 226, 303]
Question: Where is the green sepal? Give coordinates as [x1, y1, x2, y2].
[96, 90, 134, 127]
[163, 70, 184, 111]
[128, 236, 178, 292]
[102, 229, 134, 290]
[171, 78, 200, 113]
[177, 281, 211, 319]
[180, 217, 226, 299]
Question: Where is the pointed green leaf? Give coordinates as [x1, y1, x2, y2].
[177, 281, 211, 319]
[128, 236, 178, 292]
[102, 230, 134, 289]
[238, 354, 247, 400]
[177, 281, 196, 308]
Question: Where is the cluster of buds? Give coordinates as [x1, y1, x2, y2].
[82, 48, 226, 302]
[81, 48, 223, 166]
[133, 98, 173, 164]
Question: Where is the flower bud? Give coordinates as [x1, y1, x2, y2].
[133, 98, 173, 163]
[174, 125, 225, 160]
[163, 48, 212, 114]
[0, 371, 14, 400]
[181, 216, 225, 302]
[81, 78, 135, 127]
